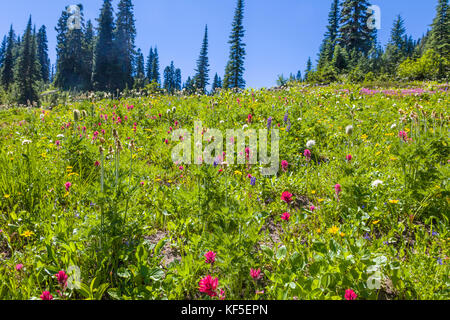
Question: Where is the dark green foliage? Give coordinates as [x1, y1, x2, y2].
[183, 76, 195, 94]
[428, 0, 450, 57]
[36, 25, 50, 83]
[15, 16, 40, 105]
[223, 0, 246, 89]
[163, 61, 180, 94]
[92, 0, 116, 91]
[146, 47, 154, 81]
[133, 48, 146, 88]
[211, 73, 222, 92]
[318, 0, 340, 68]
[194, 25, 210, 93]
[114, 0, 136, 90]
[151, 47, 160, 85]
[339, 0, 376, 55]
[1, 26, 15, 89]
[55, 5, 92, 91]
[304, 57, 313, 80]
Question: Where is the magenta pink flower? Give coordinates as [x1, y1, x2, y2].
[65, 182, 72, 192]
[281, 191, 293, 204]
[219, 289, 226, 300]
[199, 275, 218, 297]
[55, 270, 68, 288]
[247, 114, 253, 123]
[281, 160, 289, 172]
[345, 289, 357, 300]
[346, 154, 352, 162]
[334, 184, 341, 195]
[15, 264, 23, 271]
[94, 161, 100, 167]
[204, 251, 216, 264]
[40, 291, 53, 300]
[281, 212, 291, 221]
[250, 268, 262, 280]
[304, 149, 311, 161]
[55, 140, 61, 147]
[310, 205, 315, 212]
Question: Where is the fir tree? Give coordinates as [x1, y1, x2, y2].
[92, 0, 116, 91]
[339, 0, 376, 54]
[146, 47, 154, 81]
[304, 57, 313, 80]
[183, 76, 195, 94]
[175, 68, 182, 91]
[114, 0, 136, 90]
[36, 25, 50, 82]
[83, 19, 95, 89]
[55, 4, 91, 90]
[296, 70, 302, 81]
[133, 48, 146, 88]
[428, 0, 450, 57]
[211, 73, 222, 92]
[1, 26, 15, 89]
[318, 0, 340, 68]
[194, 25, 210, 93]
[0, 36, 6, 68]
[223, 0, 246, 89]
[16, 16, 40, 104]
[383, 15, 407, 74]
[151, 47, 160, 85]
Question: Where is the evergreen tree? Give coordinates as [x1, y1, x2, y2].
[92, 0, 116, 91]
[296, 70, 302, 81]
[15, 16, 40, 104]
[194, 25, 210, 93]
[318, 0, 340, 68]
[0, 36, 6, 68]
[223, 0, 246, 89]
[175, 68, 182, 91]
[146, 47, 154, 81]
[332, 44, 348, 71]
[163, 63, 174, 94]
[1, 26, 15, 89]
[133, 48, 146, 88]
[55, 4, 91, 90]
[114, 0, 136, 90]
[304, 57, 313, 80]
[151, 47, 160, 85]
[211, 73, 223, 92]
[83, 19, 95, 89]
[428, 0, 450, 57]
[36, 25, 50, 82]
[339, 0, 376, 54]
[383, 15, 407, 74]
[183, 76, 195, 94]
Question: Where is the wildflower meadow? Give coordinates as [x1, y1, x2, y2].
[0, 82, 448, 300]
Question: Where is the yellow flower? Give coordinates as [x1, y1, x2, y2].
[375, 151, 381, 156]
[40, 153, 47, 158]
[234, 170, 242, 175]
[317, 228, 321, 233]
[389, 200, 399, 204]
[361, 134, 368, 140]
[318, 198, 325, 203]
[21, 230, 34, 238]
[311, 190, 316, 195]
[372, 220, 380, 225]
[4, 194, 10, 199]
[340, 232, 346, 237]
[328, 225, 339, 235]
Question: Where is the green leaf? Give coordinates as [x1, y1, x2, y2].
[276, 245, 287, 260]
[148, 268, 164, 281]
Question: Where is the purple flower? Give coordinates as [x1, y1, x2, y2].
[250, 176, 256, 186]
[283, 111, 289, 123]
[267, 117, 272, 130]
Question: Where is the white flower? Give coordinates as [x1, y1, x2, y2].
[345, 125, 354, 135]
[306, 140, 316, 148]
[57, 134, 65, 138]
[390, 123, 397, 129]
[297, 117, 302, 121]
[371, 180, 383, 187]
[242, 124, 248, 130]
[22, 139, 32, 145]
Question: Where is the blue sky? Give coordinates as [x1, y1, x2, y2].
[0, 0, 437, 89]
